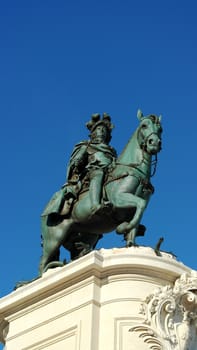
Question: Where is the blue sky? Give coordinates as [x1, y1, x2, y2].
[1, 0, 197, 334]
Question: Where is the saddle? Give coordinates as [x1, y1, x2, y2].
[60, 171, 111, 216]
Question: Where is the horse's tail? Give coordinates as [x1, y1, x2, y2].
[41, 215, 48, 243]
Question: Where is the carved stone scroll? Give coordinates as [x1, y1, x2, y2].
[130, 271, 197, 349]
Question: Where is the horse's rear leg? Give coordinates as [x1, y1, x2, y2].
[39, 216, 73, 275]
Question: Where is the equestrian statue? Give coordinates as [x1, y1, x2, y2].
[39, 110, 162, 275]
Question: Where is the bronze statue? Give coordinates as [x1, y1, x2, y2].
[39, 110, 162, 275]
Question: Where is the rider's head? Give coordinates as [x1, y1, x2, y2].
[86, 113, 114, 144]
[91, 123, 109, 144]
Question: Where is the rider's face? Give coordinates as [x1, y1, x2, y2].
[92, 125, 108, 143]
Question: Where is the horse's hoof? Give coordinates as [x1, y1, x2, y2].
[42, 260, 66, 274]
[126, 242, 138, 248]
[126, 241, 133, 247]
[78, 248, 92, 257]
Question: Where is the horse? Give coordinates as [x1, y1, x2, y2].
[39, 110, 162, 275]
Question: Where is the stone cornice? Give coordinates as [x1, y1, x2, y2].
[0, 247, 189, 320]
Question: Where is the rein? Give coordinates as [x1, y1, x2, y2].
[115, 151, 158, 178]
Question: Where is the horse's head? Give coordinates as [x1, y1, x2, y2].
[137, 110, 162, 155]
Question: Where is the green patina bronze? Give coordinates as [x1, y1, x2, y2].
[39, 110, 162, 275]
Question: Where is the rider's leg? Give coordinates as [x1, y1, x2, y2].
[89, 169, 104, 215]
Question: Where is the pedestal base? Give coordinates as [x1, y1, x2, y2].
[0, 247, 197, 349]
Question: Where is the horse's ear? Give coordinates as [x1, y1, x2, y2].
[159, 115, 162, 122]
[137, 109, 144, 121]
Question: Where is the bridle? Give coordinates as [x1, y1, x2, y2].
[116, 129, 160, 178]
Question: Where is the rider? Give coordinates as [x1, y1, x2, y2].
[66, 113, 117, 215]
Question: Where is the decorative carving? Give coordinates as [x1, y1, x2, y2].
[129, 325, 163, 349]
[130, 271, 197, 349]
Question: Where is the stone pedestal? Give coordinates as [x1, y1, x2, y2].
[0, 247, 197, 349]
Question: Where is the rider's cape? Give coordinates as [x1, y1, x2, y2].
[42, 141, 88, 217]
[66, 141, 88, 180]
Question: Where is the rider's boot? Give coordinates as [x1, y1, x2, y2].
[89, 169, 104, 215]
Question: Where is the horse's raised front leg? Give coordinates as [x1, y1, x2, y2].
[111, 192, 147, 245]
